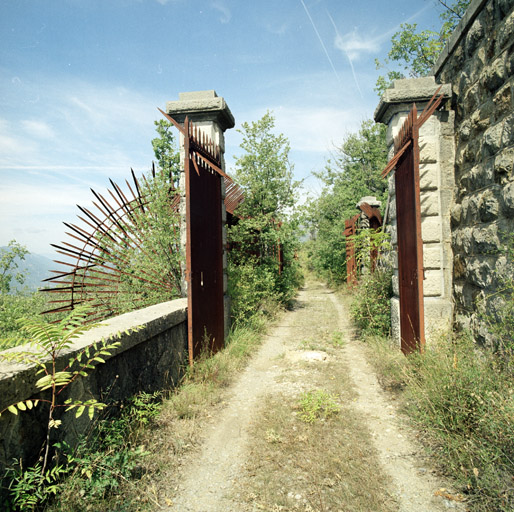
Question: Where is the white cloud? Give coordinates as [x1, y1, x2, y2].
[21, 120, 56, 139]
[334, 30, 381, 61]
[271, 105, 365, 153]
[211, 1, 231, 24]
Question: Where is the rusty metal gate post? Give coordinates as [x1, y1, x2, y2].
[380, 89, 445, 354]
[164, 91, 235, 364]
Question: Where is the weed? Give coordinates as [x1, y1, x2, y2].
[365, 333, 514, 512]
[297, 390, 340, 423]
[46, 391, 162, 511]
[330, 330, 344, 347]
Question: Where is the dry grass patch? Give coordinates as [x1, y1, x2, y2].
[236, 391, 397, 512]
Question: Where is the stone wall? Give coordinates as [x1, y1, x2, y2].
[0, 299, 187, 473]
[433, 0, 514, 343]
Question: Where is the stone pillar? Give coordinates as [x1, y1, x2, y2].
[357, 196, 382, 229]
[374, 77, 455, 345]
[166, 90, 235, 340]
[356, 196, 382, 275]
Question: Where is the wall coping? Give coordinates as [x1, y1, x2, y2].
[0, 299, 187, 411]
[431, 0, 489, 77]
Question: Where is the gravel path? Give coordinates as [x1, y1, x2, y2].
[165, 282, 463, 512]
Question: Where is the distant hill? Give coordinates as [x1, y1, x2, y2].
[1, 249, 54, 293]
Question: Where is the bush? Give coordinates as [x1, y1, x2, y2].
[351, 267, 393, 337]
[402, 334, 514, 511]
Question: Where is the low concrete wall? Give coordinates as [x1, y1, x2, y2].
[0, 299, 187, 473]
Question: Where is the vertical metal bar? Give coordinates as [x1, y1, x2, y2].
[184, 116, 194, 366]
[412, 104, 426, 353]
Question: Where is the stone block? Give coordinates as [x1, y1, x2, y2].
[421, 216, 442, 243]
[423, 244, 442, 269]
[495, 148, 514, 184]
[458, 119, 471, 141]
[392, 273, 399, 296]
[390, 297, 401, 348]
[501, 113, 514, 147]
[501, 181, 514, 217]
[388, 199, 397, 221]
[478, 189, 500, 221]
[419, 141, 437, 163]
[423, 297, 453, 343]
[419, 116, 437, 137]
[465, 256, 495, 288]
[465, 16, 484, 57]
[483, 56, 506, 93]
[493, 84, 512, 119]
[498, 10, 514, 49]
[472, 223, 500, 253]
[420, 191, 440, 217]
[388, 175, 396, 196]
[423, 269, 443, 297]
[483, 121, 504, 156]
[391, 225, 398, 246]
[419, 163, 438, 190]
[452, 227, 473, 253]
[451, 203, 462, 227]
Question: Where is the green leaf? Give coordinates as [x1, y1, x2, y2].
[75, 405, 85, 418]
[17, 402, 27, 411]
[36, 374, 53, 390]
[7, 405, 18, 415]
[88, 407, 94, 420]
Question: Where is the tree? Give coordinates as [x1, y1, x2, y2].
[0, 240, 29, 294]
[228, 112, 302, 322]
[375, 0, 471, 95]
[234, 111, 299, 218]
[304, 120, 388, 283]
[151, 119, 181, 188]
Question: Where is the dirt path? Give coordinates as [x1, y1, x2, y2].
[164, 281, 462, 512]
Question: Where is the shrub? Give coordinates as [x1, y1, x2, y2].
[351, 267, 393, 337]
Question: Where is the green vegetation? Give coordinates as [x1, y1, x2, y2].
[151, 119, 181, 187]
[0, 242, 52, 350]
[303, 119, 388, 284]
[1, 241, 29, 294]
[0, 307, 124, 510]
[228, 111, 303, 323]
[365, 333, 514, 512]
[297, 389, 340, 423]
[375, 0, 471, 94]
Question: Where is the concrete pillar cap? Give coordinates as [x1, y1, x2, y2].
[166, 90, 235, 132]
[374, 77, 452, 125]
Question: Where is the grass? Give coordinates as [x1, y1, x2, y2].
[362, 332, 514, 512]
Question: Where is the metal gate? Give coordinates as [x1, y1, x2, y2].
[183, 118, 227, 362]
[159, 109, 232, 364]
[382, 89, 443, 354]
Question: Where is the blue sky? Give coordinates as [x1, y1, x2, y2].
[0, 0, 444, 256]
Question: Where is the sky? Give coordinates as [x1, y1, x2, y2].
[0, 0, 445, 257]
